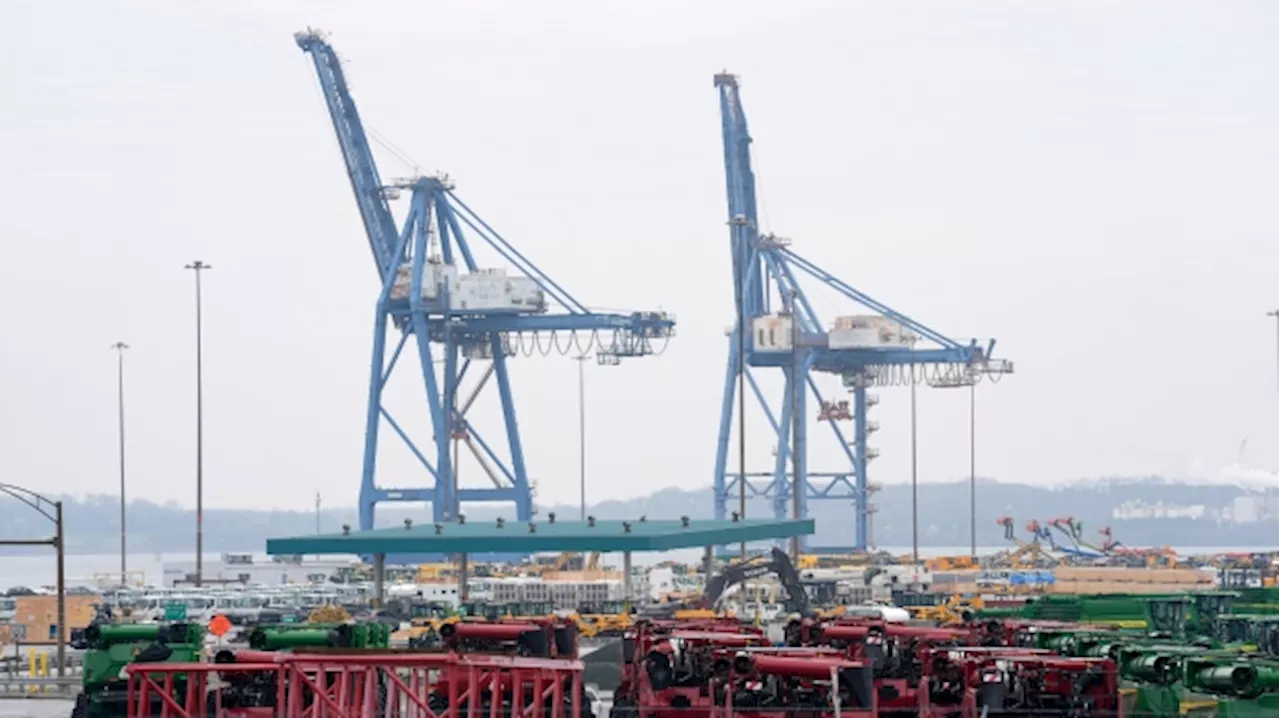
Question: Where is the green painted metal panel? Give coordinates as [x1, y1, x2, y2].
[265, 518, 815, 556]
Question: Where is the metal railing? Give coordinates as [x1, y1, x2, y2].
[0, 675, 81, 698]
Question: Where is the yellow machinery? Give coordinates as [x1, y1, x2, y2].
[904, 594, 984, 626]
[307, 604, 352, 624]
[415, 563, 457, 581]
[580, 600, 634, 635]
[535, 552, 603, 576]
[927, 555, 980, 571]
[388, 602, 460, 647]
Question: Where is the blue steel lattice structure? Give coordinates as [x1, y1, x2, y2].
[297, 30, 674, 530]
[712, 73, 1012, 552]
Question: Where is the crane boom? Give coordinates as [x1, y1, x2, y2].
[296, 30, 400, 275]
[715, 73, 765, 318]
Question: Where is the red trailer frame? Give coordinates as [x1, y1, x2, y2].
[125, 652, 584, 718]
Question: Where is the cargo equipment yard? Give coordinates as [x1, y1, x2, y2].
[0, 9, 1275, 718]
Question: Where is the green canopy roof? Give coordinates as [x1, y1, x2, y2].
[266, 517, 814, 555]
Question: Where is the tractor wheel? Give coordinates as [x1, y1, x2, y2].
[70, 693, 89, 718]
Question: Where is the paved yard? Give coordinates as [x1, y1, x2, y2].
[0, 699, 74, 717]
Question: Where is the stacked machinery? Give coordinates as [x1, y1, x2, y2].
[613, 615, 1124, 718]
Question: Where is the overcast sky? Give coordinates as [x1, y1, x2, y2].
[0, 0, 1275, 513]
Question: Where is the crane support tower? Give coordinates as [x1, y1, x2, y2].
[712, 72, 1012, 552]
[297, 30, 674, 531]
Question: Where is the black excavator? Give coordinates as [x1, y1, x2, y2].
[643, 547, 811, 617]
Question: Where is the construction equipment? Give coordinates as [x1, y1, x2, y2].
[538, 552, 604, 575]
[643, 548, 808, 618]
[704, 547, 810, 613]
[901, 593, 985, 626]
[611, 618, 770, 718]
[385, 600, 459, 648]
[716, 651, 877, 718]
[247, 622, 391, 650]
[439, 617, 578, 658]
[925, 555, 979, 571]
[574, 600, 634, 637]
[920, 646, 1121, 718]
[991, 516, 1061, 568]
[74, 622, 204, 718]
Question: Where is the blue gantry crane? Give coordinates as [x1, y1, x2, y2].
[296, 30, 674, 530]
[712, 72, 1013, 552]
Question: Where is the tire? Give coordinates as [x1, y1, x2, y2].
[70, 693, 89, 718]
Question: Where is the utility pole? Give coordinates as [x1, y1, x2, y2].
[1270, 310, 1279, 471]
[574, 354, 589, 520]
[929, 368, 979, 557]
[184, 260, 211, 587]
[55, 501, 65, 677]
[789, 296, 802, 561]
[736, 231, 747, 560]
[111, 342, 129, 586]
[315, 492, 321, 535]
[969, 378, 977, 558]
[910, 350, 919, 564]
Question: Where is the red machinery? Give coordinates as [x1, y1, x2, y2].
[613, 619, 770, 718]
[712, 650, 877, 718]
[126, 651, 585, 718]
[440, 617, 579, 658]
[804, 619, 973, 716]
[919, 646, 1119, 718]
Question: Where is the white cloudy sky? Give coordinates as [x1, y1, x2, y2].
[0, 0, 1275, 511]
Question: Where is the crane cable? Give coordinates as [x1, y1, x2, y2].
[497, 329, 672, 360]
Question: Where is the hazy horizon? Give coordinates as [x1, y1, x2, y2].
[1, 1, 1275, 512]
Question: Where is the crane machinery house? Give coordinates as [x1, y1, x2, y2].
[453, 269, 547, 313]
[389, 261, 457, 301]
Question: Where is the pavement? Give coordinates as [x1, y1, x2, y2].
[0, 700, 74, 717]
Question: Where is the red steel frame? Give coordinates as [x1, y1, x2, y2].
[125, 652, 583, 718]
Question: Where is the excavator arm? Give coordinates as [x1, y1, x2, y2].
[702, 548, 810, 614]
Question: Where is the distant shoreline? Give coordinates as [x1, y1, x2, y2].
[1, 478, 1276, 558]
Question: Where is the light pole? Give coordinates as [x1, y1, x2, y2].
[574, 354, 589, 520]
[736, 226, 747, 560]
[1270, 310, 1279, 470]
[909, 355, 919, 564]
[968, 380, 976, 558]
[0, 485, 65, 676]
[927, 369, 980, 557]
[111, 342, 129, 586]
[185, 260, 211, 587]
[789, 295, 802, 562]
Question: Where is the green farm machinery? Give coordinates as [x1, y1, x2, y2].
[981, 588, 1280, 717]
[247, 621, 391, 650]
[73, 622, 205, 718]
